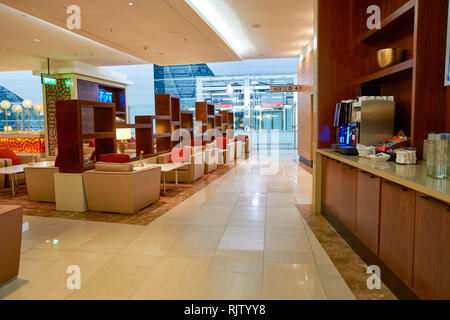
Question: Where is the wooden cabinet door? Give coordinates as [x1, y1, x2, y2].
[413, 194, 450, 299]
[322, 157, 340, 214]
[356, 170, 381, 255]
[336, 162, 357, 232]
[379, 180, 415, 287]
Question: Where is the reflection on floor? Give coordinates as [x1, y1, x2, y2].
[0, 150, 356, 300]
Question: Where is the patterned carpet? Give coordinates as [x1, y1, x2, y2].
[0, 162, 242, 225]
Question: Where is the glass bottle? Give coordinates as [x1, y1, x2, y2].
[434, 135, 447, 179]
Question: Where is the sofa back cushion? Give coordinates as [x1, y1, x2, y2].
[237, 134, 248, 142]
[99, 153, 131, 163]
[95, 162, 133, 172]
[216, 137, 229, 150]
[0, 147, 20, 165]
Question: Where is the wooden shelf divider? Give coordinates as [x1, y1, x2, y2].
[359, 58, 414, 84]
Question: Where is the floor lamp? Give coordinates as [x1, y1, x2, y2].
[22, 99, 33, 130]
[0, 100, 11, 131]
[34, 103, 43, 131]
[12, 104, 22, 130]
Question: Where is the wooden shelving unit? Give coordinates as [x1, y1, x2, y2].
[318, 0, 449, 158]
[227, 111, 234, 130]
[195, 102, 216, 134]
[358, 59, 414, 84]
[56, 100, 116, 173]
[214, 114, 222, 132]
[135, 116, 154, 156]
[155, 94, 180, 153]
[181, 110, 194, 140]
[220, 110, 228, 133]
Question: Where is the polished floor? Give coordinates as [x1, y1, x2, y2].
[0, 150, 355, 300]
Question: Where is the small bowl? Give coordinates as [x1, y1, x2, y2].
[377, 48, 405, 69]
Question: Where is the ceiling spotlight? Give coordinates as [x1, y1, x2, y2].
[128, 2, 137, 6]
[182, 38, 187, 42]
[33, 38, 41, 43]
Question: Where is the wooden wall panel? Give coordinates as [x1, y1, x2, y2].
[298, 51, 314, 163]
[412, 0, 448, 156]
[317, 0, 356, 148]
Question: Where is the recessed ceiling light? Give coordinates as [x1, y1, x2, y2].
[33, 38, 41, 43]
[182, 38, 187, 41]
[128, 2, 137, 6]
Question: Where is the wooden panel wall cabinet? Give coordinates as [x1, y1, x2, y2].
[413, 194, 450, 299]
[356, 170, 381, 254]
[379, 179, 415, 287]
[321, 157, 357, 232]
[56, 99, 116, 173]
[321, 157, 339, 214]
[336, 162, 357, 233]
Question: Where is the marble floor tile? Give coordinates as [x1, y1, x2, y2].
[196, 272, 262, 300]
[262, 263, 327, 300]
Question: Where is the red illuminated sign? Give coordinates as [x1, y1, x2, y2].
[260, 103, 284, 108]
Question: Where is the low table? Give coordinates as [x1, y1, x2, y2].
[135, 162, 185, 195]
[0, 161, 55, 197]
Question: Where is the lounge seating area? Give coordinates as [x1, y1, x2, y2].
[0, 97, 250, 216]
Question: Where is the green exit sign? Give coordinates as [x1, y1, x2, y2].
[41, 73, 57, 86]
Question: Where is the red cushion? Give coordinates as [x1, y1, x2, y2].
[88, 139, 95, 147]
[0, 147, 20, 165]
[217, 137, 228, 150]
[127, 137, 136, 143]
[99, 153, 131, 163]
[170, 147, 190, 163]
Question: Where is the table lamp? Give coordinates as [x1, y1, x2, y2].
[116, 128, 131, 154]
[34, 103, 44, 131]
[11, 104, 22, 130]
[22, 99, 33, 130]
[1, 100, 11, 130]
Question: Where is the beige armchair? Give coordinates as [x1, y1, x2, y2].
[24, 166, 59, 202]
[203, 142, 218, 174]
[82, 163, 161, 215]
[157, 147, 204, 183]
[234, 140, 244, 159]
[0, 154, 40, 189]
[218, 139, 235, 164]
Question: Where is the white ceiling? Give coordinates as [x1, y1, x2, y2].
[0, 0, 314, 71]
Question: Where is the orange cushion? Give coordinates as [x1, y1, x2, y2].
[0, 147, 20, 165]
[99, 153, 130, 163]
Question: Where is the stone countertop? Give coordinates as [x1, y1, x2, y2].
[317, 149, 450, 203]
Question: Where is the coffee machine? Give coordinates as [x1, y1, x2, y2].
[333, 97, 396, 155]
